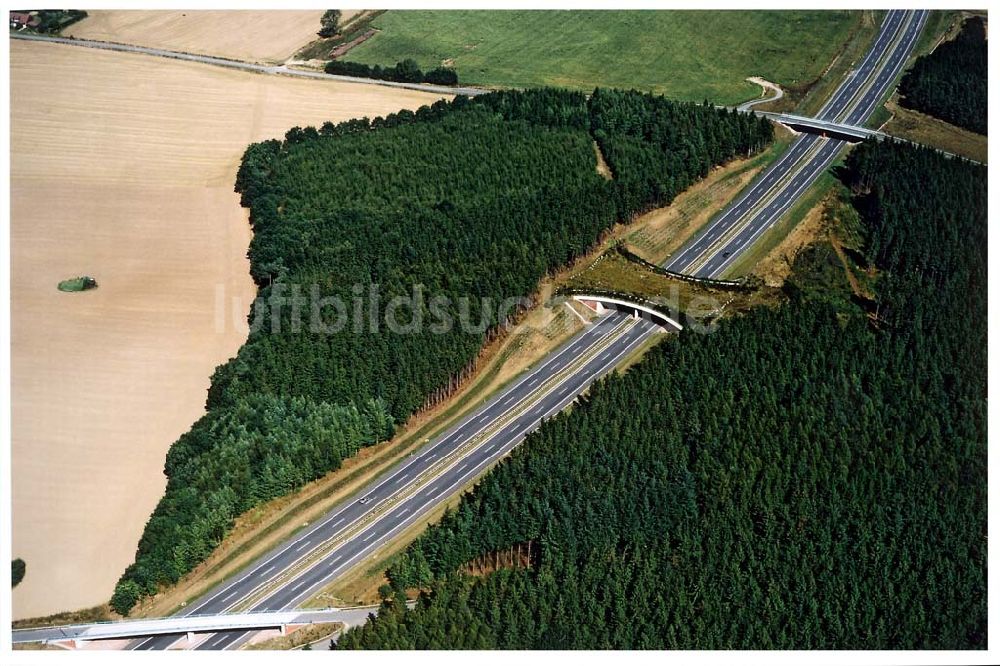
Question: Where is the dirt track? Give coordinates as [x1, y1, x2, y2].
[10, 39, 448, 620]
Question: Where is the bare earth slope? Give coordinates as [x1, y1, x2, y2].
[65, 9, 323, 63]
[10, 40, 447, 620]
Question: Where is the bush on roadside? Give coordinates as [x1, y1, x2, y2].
[324, 58, 459, 86]
[11, 559, 25, 588]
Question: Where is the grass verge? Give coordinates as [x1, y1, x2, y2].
[882, 96, 986, 163]
[793, 10, 884, 116]
[292, 11, 385, 63]
[11, 604, 111, 630]
[243, 622, 342, 650]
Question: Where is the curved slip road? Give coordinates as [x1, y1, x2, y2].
[736, 77, 784, 113]
[128, 310, 660, 650]
[665, 9, 928, 279]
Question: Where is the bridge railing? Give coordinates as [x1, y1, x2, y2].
[11, 605, 382, 643]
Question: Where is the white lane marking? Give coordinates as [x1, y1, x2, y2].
[295, 540, 312, 552]
[709, 141, 838, 277]
[280, 320, 652, 610]
[220, 589, 241, 603]
[690, 135, 829, 276]
[664, 134, 807, 270]
[242, 320, 638, 613]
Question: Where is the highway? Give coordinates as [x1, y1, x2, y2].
[664, 9, 928, 278]
[16, 11, 927, 650]
[128, 310, 660, 650]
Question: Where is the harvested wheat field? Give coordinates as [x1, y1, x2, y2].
[65, 9, 325, 63]
[10, 39, 448, 620]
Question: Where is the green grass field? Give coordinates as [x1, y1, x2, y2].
[348, 10, 863, 105]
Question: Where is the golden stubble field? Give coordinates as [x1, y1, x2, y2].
[65, 9, 327, 63]
[10, 39, 448, 620]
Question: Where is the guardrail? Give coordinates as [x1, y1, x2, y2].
[615, 245, 753, 290]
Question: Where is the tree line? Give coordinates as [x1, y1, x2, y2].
[337, 140, 986, 649]
[111, 394, 393, 613]
[325, 58, 459, 86]
[898, 16, 987, 134]
[111, 88, 772, 614]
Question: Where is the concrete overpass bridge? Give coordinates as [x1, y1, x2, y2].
[571, 294, 683, 332]
[12, 606, 376, 649]
[755, 111, 883, 142]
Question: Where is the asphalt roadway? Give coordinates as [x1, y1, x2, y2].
[664, 9, 928, 278]
[10, 32, 487, 97]
[128, 310, 659, 650]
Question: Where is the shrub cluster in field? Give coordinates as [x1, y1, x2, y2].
[898, 17, 987, 134]
[111, 88, 772, 614]
[12, 559, 26, 588]
[325, 58, 459, 86]
[57, 276, 97, 292]
[338, 141, 986, 649]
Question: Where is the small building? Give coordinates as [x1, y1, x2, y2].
[10, 12, 40, 30]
